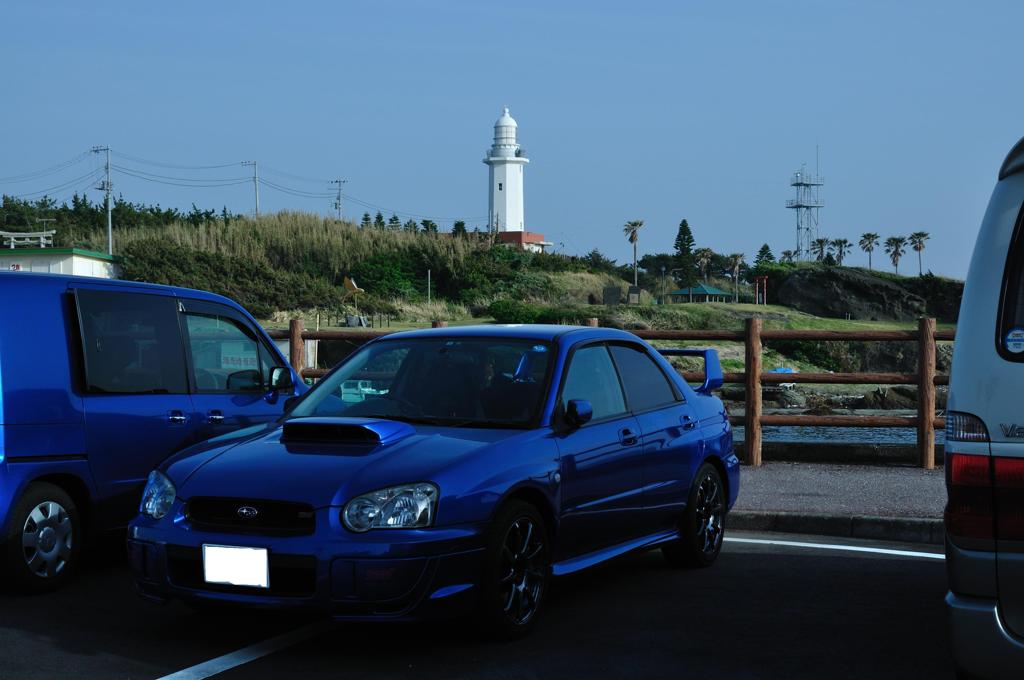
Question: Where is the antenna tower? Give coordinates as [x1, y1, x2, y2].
[785, 158, 824, 260]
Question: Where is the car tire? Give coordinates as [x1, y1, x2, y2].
[477, 500, 551, 640]
[3, 482, 81, 593]
[662, 463, 725, 569]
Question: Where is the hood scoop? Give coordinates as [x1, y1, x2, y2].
[281, 417, 416, 446]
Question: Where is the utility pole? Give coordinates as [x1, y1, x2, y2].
[242, 161, 259, 217]
[92, 146, 113, 254]
[330, 179, 347, 220]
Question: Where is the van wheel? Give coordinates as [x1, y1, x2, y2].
[663, 463, 725, 568]
[3, 482, 81, 593]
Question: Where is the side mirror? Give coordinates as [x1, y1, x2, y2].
[271, 366, 294, 392]
[565, 399, 593, 429]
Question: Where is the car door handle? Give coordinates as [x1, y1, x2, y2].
[168, 410, 188, 425]
[619, 428, 638, 446]
[207, 410, 225, 424]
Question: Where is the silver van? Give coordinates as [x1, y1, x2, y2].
[946, 137, 1024, 678]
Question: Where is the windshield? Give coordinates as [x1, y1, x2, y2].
[290, 337, 553, 428]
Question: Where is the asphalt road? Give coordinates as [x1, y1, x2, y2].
[0, 531, 954, 679]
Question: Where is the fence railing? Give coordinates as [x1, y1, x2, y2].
[269, 317, 953, 470]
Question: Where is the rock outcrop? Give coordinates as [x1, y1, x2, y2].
[775, 267, 927, 322]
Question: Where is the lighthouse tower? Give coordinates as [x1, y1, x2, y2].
[483, 107, 529, 232]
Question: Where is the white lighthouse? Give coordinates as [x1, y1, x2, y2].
[483, 107, 529, 233]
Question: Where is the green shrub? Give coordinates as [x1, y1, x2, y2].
[488, 299, 542, 324]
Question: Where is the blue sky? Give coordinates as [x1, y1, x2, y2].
[3, 0, 1022, 279]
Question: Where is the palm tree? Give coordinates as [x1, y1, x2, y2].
[909, 231, 930, 276]
[831, 238, 852, 266]
[810, 238, 830, 261]
[884, 236, 907, 274]
[859, 232, 880, 270]
[694, 247, 715, 282]
[727, 253, 745, 302]
[623, 220, 644, 286]
[779, 250, 796, 263]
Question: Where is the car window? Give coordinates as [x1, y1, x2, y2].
[560, 344, 627, 421]
[999, 214, 1024, 360]
[608, 344, 679, 412]
[185, 313, 270, 392]
[76, 290, 188, 394]
[291, 338, 552, 427]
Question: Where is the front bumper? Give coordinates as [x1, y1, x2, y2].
[947, 591, 1024, 678]
[128, 513, 487, 621]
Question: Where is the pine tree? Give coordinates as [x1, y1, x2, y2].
[420, 219, 439, 234]
[452, 220, 467, 238]
[373, 211, 386, 229]
[360, 212, 372, 229]
[403, 219, 418, 232]
[673, 219, 697, 288]
[753, 243, 775, 268]
[387, 214, 401, 230]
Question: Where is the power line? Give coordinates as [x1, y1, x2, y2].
[2, 168, 104, 199]
[111, 164, 251, 184]
[0, 151, 91, 183]
[111, 150, 241, 170]
[114, 166, 251, 188]
[258, 178, 334, 198]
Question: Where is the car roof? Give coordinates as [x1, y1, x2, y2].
[0, 271, 247, 309]
[380, 323, 642, 344]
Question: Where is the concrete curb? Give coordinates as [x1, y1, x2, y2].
[729, 510, 944, 545]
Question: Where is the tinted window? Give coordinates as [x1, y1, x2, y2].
[560, 344, 626, 421]
[292, 338, 552, 427]
[609, 344, 678, 411]
[185, 314, 270, 392]
[1000, 214, 1024, 360]
[77, 290, 187, 394]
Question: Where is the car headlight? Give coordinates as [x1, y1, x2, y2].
[342, 483, 438, 532]
[140, 470, 176, 519]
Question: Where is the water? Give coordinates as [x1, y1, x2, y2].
[732, 425, 945, 445]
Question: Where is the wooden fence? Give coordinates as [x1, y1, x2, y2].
[269, 318, 953, 470]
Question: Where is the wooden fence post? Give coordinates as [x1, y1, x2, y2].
[918, 317, 937, 470]
[431, 320, 448, 328]
[585, 317, 599, 327]
[289, 318, 306, 375]
[745, 317, 763, 466]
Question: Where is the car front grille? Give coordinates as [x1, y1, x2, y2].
[185, 497, 316, 536]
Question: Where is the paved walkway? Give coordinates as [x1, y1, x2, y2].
[730, 462, 946, 544]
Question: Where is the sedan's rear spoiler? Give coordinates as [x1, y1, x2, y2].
[656, 348, 724, 395]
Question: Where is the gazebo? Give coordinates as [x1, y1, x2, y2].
[669, 283, 731, 303]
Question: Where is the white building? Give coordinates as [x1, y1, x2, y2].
[483, 107, 550, 252]
[484, 107, 529, 233]
[0, 247, 121, 279]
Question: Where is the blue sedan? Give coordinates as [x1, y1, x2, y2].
[129, 325, 739, 637]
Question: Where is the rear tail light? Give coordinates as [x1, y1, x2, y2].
[946, 453, 994, 542]
[945, 412, 1024, 545]
[995, 458, 1024, 542]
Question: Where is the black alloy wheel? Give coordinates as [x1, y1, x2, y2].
[479, 500, 551, 639]
[663, 462, 725, 568]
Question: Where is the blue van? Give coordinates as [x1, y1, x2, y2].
[0, 272, 302, 591]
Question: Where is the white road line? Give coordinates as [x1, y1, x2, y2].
[156, 621, 333, 680]
[725, 536, 945, 560]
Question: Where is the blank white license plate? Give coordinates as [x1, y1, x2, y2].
[202, 545, 269, 589]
